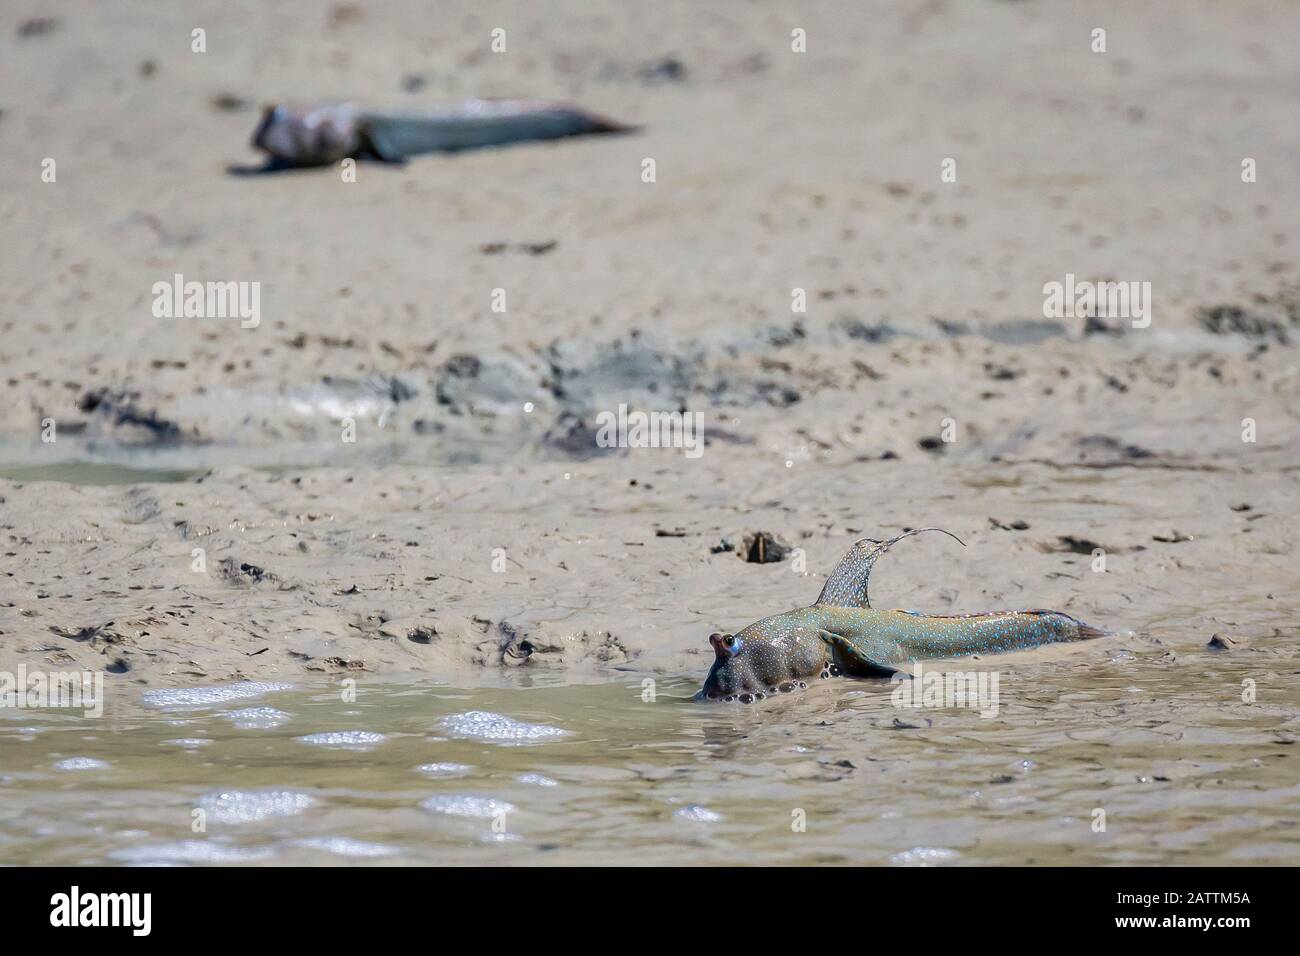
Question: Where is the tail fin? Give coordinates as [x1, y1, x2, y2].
[582, 111, 640, 135]
[1023, 608, 1109, 640]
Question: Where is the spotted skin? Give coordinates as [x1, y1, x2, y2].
[697, 530, 1106, 702]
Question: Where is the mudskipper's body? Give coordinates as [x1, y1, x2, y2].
[251, 100, 631, 168]
[697, 529, 1106, 702]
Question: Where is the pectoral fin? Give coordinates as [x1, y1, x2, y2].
[357, 125, 409, 164]
[815, 528, 965, 610]
[818, 630, 906, 676]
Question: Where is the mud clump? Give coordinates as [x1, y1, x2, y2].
[1207, 634, 1244, 651]
[739, 531, 792, 563]
[1076, 434, 1155, 463]
[75, 389, 197, 446]
[218, 559, 276, 586]
[1053, 536, 1105, 555]
[1197, 302, 1297, 344]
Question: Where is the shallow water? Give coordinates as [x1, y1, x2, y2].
[0, 461, 205, 486]
[2, 644, 1297, 866]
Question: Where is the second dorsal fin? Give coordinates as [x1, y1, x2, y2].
[814, 528, 966, 609]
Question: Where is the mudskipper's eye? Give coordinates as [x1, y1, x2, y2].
[723, 635, 734, 648]
[725, 635, 742, 654]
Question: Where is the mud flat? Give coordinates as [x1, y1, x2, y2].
[2, 3, 1298, 708]
[2, 438, 1297, 689]
[2, 0, 1300, 870]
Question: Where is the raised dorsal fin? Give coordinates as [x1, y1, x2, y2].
[815, 528, 966, 609]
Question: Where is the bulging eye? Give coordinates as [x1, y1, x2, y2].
[723, 635, 734, 648]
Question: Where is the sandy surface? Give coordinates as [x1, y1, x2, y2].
[1, 0, 1298, 690]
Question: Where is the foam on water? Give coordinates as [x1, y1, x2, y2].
[296, 731, 385, 750]
[199, 789, 316, 824]
[294, 836, 402, 858]
[416, 762, 473, 778]
[438, 710, 570, 745]
[53, 757, 110, 771]
[162, 738, 212, 749]
[419, 794, 516, 819]
[141, 681, 293, 710]
[889, 846, 961, 866]
[516, 773, 559, 788]
[674, 805, 722, 823]
[111, 840, 276, 864]
[225, 707, 292, 730]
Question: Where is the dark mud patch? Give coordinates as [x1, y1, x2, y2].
[17, 18, 60, 38]
[74, 389, 200, 447]
[1197, 297, 1299, 344]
